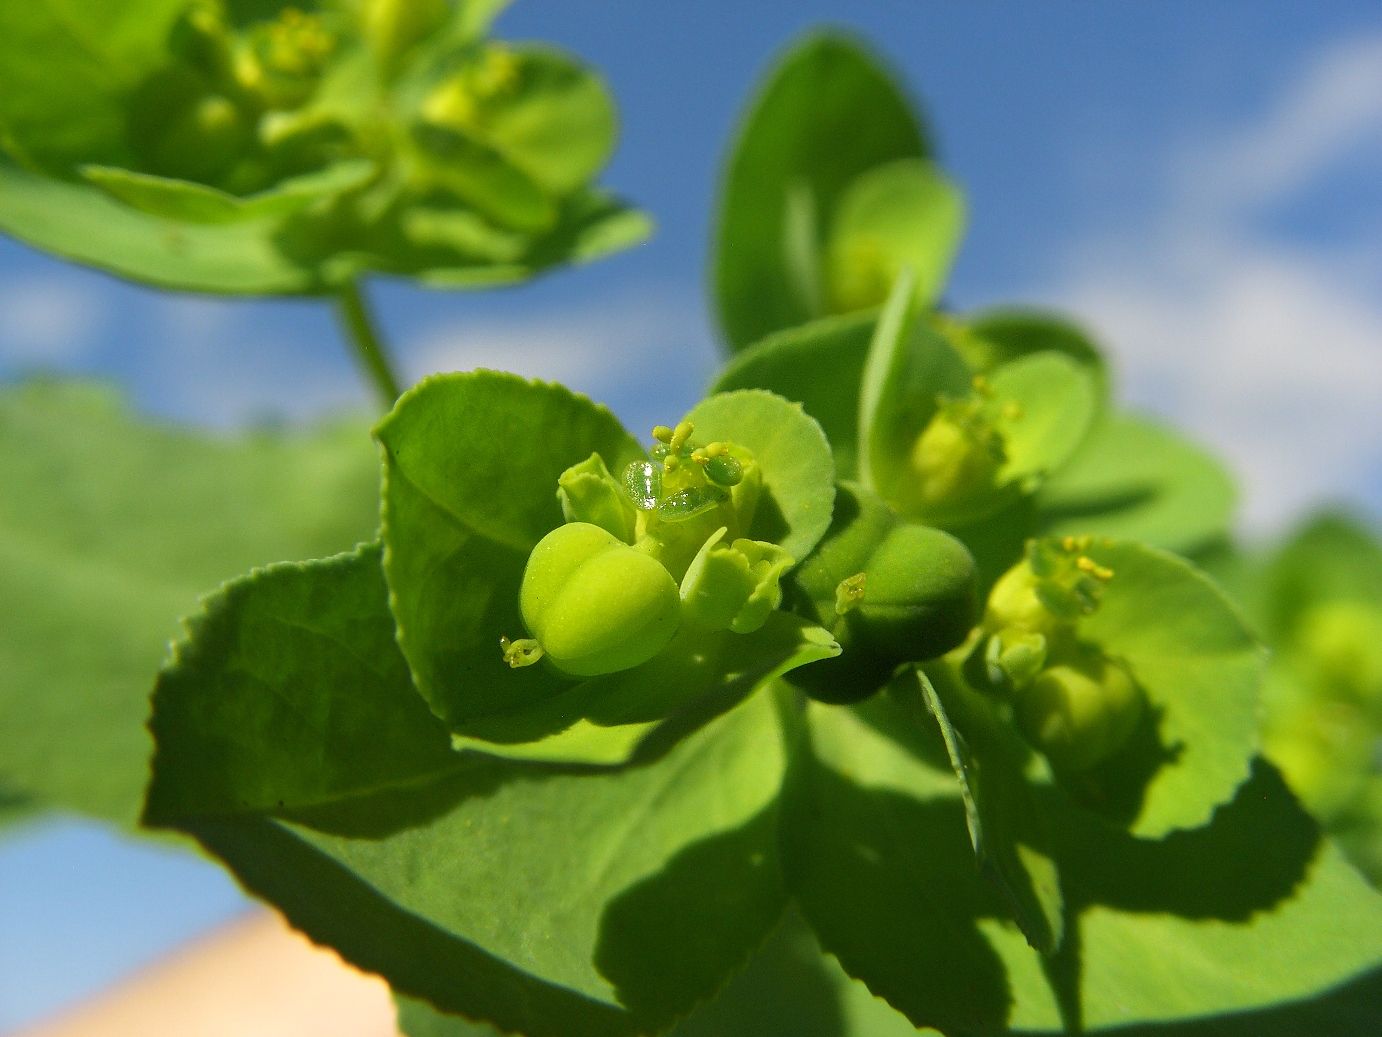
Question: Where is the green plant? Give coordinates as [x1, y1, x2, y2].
[2, 13, 1379, 1037]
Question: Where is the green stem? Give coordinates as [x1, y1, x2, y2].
[335, 280, 403, 407]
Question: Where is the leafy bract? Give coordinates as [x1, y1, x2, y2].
[986, 352, 1097, 491]
[1074, 540, 1263, 836]
[1036, 413, 1236, 556]
[714, 32, 930, 351]
[377, 372, 839, 763]
[683, 389, 836, 564]
[786, 694, 1382, 1034]
[377, 370, 642, 725]
[710, 311, 875, 478]
[0, 380, 378, 825]
[144, 544, 464, 824]
[163, 690, 793, 1037]
[824, 158, 964, 314]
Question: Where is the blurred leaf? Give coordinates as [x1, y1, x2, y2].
[956, 309, 1109, 400]
[0, 380, 378, 825]
[0, 152, 325, 294]
[714, 32, 929, 351]
[986, 352, 1097, 492]
[824, 158, 964, 314]
[169, 690, 791, 1037]
[0, 0, 189, 170]
[466, 46, 616, 197]
[144, 545, 464, 824]
[1036, 413, 1236, 556]
[1257, 511, 1382, 637]
[80, 158, 376, 224]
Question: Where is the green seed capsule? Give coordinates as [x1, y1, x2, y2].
[1015, 647, 1143, 771]
[519, 522, 680, 677]
[788, 483, 978, 703]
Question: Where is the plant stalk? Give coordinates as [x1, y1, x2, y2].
[335, 280, 403, 407]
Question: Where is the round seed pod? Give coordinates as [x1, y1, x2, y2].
[520, 522, 680, 677]
[1015, 646, 1143, 772]
[787, 483, 978, 703]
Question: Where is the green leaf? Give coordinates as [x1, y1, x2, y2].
[1257, 511, 1382, 637]
[709, 311, 876, 479]
[1074, 539, 1264, 837]
[376, 370, 643, 727]
[398, 908, 932, 1037]
[0, 8, 648, 294]
[714, 32, 929, 351]
[80, 158, 376, 224]
[378, 372, 838, 763]
[0, 152, 325, 294]
[999, 762, 1382, 1035]
[684, 389, 837, 565]
[0, 380, 379, 825]
[857, 272, 970, 504]
[450, 612, 839, 765]
[144, 544, 464, 824]
[167, 690, 792, 1037]
[824, 158, 964, 314]
[782, 693, 1017, 1034]
[378, 188, 653, 289]
[986, 351, 1097, 490]
[787, 692, 1382, 1034]
[910, 667, 1064, 955]
[0, 0, 189, 171]
[1036, 413, 1237, 556]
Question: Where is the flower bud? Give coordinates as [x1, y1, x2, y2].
[516, 522, 680, 677]
[1015, 646, 1143, 771]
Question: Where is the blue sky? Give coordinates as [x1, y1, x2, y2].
[3, 1, 1382, 1029]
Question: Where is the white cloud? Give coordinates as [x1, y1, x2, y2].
[1044, 32, 1382, 536]
[1181, 34, 1382, 214]
[0, 275, 104, 365]
[404, 281, 717, 432]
